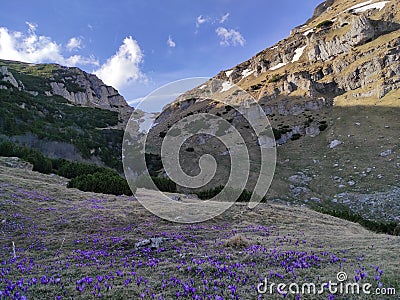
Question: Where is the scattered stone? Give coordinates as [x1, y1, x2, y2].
[292, 186, 310, 194]
[355, 122, 361, 126]
[329, 140, 342, 149]
[347, 180, 356, 186]
[366, 168, 372, 173]
[333, 163, 339, 167]
[0, 157, 33, 170]
[384, 125, 390, 128]
[288, 172, 312, 185]
[380, 150, 392, 157]
[310, 197, 321, 203]
[377, 174, 383, 179]
[134, 237, 166, 251]
[338, 184, 346, 188]
[170, 195, 181, 201]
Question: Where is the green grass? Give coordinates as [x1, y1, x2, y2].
[0, 59, 86, 93]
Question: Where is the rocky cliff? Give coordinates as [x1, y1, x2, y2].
[155, 0, 400, 136]
[0, 60, 133, 128]
[145, 0, 400, 219]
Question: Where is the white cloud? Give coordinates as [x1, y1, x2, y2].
[26, 21, 37, 33]
[167, 35, 176, 48]
[0, 23, 98, 66]
[215, 27, 245, 47]
[66, 37, 82, 51]
[196, 15, 208, 28]
[220, 13, 230, 24]
[94, 36, 145, 90]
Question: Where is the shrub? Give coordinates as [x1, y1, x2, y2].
[0, 141, 52, 173]
[272, 128, 282, 140]
[68, 172, 134, 196]
[135, 175, 177, 193]
[55, 160, 116, 179]
[250, 84, 262, 90]
[0, 140, 133, 196]
[196, 186, 259, 202]
[268, 74, 283, 83]
[291, 133, 302, 141]
[185, 147, 195, 152]
[315, 207, 400, 236]
[316, 20, 334, 29]
[319, 123, 328, 131]
[225, 235, 249, 249]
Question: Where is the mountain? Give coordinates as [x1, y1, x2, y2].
[146, 0, 400, 222]
[0, 59, 133, 170]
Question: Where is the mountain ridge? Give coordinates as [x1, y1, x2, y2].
[144, 0, 400, 222]
[0, 59, 133, 128]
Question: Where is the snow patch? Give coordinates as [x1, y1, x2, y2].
[303, 28, 314, 36]
[347, 0, 373, 11]
[352, 1, 389, 13]
[199, 85, 207, 90]
[241, 69, 255, 78]
[225, 70, 233, 77]
[138, 112, 157, 133]
[269, 62, 287, 71]
[221, 81, 234, 92]
[291, 46, 306, 63]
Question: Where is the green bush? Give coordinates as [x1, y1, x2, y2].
[135, 175, 177, 193]
[291, 133, 302, 141]
[272, 128, 282, 140]
[0, 141, 52, 173]
[319, 123, 328, 131]
[316, 207, 400, 236]
[55, 160, 116, 179]
[0, 140, 132, 196]
[196, 185, 260, 202]
[68, 172, 134, 196]
[250, 84, 262, 90]
[268, 74, 283, 83]
[316, 20, 334, 29]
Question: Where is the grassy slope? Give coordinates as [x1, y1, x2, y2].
[0, 164, 398, 299]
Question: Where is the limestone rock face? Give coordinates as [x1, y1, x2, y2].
[0, 66, 20, 89]
[47, 68, 133, 127]
[152, 0, 400, 147]
[0, 62, 133, 128]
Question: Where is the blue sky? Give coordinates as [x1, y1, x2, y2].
[0, 0, 322, 111]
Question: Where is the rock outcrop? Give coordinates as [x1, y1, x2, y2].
[0, 61, 133, 128]
[151, 0, 400, 147]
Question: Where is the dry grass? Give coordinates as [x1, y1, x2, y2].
[0, 164, 399, 298]
[224, 235, 250, 249]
